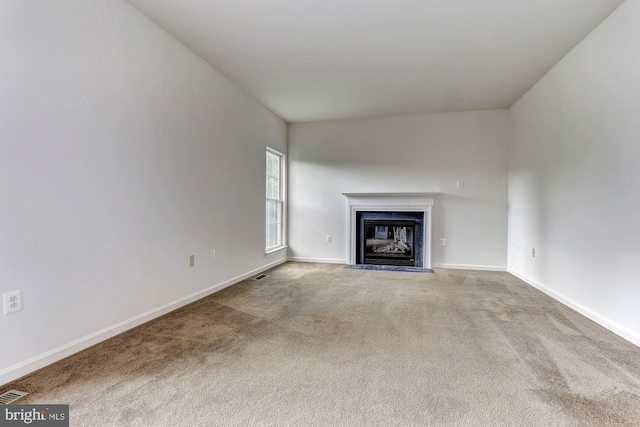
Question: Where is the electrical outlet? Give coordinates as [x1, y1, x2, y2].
[3, 290, 22, 315]
[456, 180, 465, 189]
[189, 254, 195, 267]
[532, 248, 536, 257]
[326, 235, 332, 243]
[439, 238, 447, 246]
[210, 250, 216, 261]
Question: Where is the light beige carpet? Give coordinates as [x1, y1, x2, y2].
[3, 262, 640, 426]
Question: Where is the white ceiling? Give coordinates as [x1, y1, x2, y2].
[125, 0, 624, 123]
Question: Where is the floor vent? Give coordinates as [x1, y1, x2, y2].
[253, 274, 269, 281]
[0, 390, 29, 404]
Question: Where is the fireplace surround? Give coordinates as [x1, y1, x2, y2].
[343, 193, 438, 271]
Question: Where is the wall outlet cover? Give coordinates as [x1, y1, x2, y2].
[3, 290, 22, 315]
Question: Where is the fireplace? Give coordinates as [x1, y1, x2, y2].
[356, 212, 423, 267]
[343, 193, 438, 271]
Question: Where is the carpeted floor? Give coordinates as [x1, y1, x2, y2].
[3, 262, 640, 426]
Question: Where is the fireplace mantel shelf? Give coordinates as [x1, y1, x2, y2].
[342, 192, 439, 201]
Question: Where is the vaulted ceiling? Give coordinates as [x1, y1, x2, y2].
[125, 0, 625, 123]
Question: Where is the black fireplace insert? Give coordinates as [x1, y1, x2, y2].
[363, 220, 416, 266]
[356, 212, 424, 268]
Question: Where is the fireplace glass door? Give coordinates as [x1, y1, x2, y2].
[363, 220, 416, 266]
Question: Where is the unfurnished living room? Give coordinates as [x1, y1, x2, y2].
[1, 0, 640, 426]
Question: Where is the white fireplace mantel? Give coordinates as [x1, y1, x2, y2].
[343, 193, 439, 269]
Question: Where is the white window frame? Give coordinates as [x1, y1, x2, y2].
[265, 147, 286, 254]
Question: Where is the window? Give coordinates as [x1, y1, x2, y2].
[266, 148, 285, 252]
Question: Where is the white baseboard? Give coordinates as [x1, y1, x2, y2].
[433, 263, 507, 272]
[287, 257, 347, 265]
[508, 268, 640, 348]
[0, 258, 287, 387]
[285, 259, 507, 271]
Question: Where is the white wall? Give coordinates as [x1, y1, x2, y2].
[288, 111, 509, 270]
[0, 0, 286, 384]
[508, 0, 640, 345]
